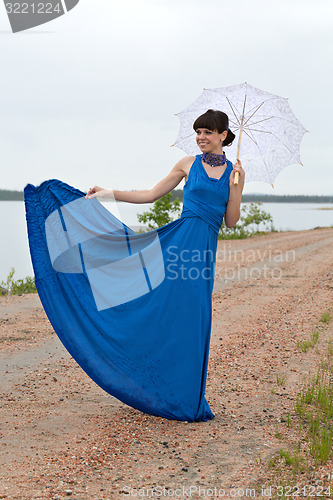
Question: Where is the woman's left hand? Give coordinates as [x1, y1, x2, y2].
[229, 159, 245, 191]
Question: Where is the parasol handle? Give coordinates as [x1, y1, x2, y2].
[234, 117, 244, 185]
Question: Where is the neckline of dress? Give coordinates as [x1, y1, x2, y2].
[199, 155, 229, 182]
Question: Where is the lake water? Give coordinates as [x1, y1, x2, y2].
[0, 201, 332, 283]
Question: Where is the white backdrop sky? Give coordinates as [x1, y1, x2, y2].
[0, 0, 332, 195]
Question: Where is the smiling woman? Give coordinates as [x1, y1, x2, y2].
[193, 109, 236, 150]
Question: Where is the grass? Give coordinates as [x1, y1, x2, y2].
[291, 342, 333, 466]
[297, 329, 319, 352]
[0, 267, 37, 295]
[286, 413, 293, 428]
[321, 311, 333, 324]
[278, 448, 307, 475]
[270, 373, 287, 394]
[296, 311, 332, 353]
[254, 307, 333, 490]
[276, 373, 286, 386]
[275, 427, 284, 440]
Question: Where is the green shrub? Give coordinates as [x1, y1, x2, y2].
[137, 197, 275, 240]
[219, 202, 275, 240]
[137, 193, 182, 230]
[0, 267, 37, 295]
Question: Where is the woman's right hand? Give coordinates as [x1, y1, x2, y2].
[85, 186, 111, 199]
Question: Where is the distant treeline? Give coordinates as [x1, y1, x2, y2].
[0, 189, 24, 201]
[239, 194, 333, 203]
[171, 190, 333, 204]
[1, 188, 333, 204]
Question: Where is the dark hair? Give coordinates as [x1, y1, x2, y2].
[193, 109, 235, 147]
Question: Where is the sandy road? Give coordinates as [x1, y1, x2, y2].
[0, 227, 332, 499]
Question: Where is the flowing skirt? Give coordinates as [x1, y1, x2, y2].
[24, 179, 218, 422]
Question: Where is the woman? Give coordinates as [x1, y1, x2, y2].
[24, 110, 245, 423]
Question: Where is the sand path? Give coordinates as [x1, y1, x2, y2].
[0, 227, 332, 499]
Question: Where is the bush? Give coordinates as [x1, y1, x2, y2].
[219, 202, 276, 240]
[136, 196, 275, 240]
[137, 193, 182, 230]
[0, 267, 37, 295]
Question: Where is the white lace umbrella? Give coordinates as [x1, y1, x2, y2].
[173, 82, 308, 187]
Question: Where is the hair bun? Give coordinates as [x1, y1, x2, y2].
[224, 129, 235, 147]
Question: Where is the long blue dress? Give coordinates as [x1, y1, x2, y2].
[24, 154, 233, 422]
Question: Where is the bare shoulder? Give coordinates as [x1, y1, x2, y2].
[174, 155, 196, 177]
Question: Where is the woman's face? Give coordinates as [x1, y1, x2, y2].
[195, 128, 227, 154]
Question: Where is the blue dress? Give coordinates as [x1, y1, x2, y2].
[24, 154, 233, 422]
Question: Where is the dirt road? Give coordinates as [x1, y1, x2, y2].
[1, 227, 333, 499]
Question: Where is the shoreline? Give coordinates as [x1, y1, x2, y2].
[1, 226, 332, 285]
[1, 193, 333, 203]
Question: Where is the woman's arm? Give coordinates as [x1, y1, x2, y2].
[224, 159, 245, 228]
[85, 156, 193, 204]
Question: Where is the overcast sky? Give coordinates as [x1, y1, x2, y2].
[0, 0, 332, 195]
